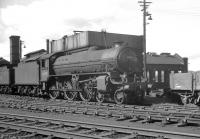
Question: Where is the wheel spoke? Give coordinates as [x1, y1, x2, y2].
[114, 89, 126, 104]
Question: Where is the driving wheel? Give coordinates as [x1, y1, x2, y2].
[49, 86, 60, 99]
[80, 82, 93, 102]
[63, 81, 77, 100]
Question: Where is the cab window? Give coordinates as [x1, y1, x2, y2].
[41, 60, 48, 68]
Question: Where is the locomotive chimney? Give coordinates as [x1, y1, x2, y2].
[10, 35, 21, 65]
[183, 57, 188, 72]
[46, 39, 50, 54]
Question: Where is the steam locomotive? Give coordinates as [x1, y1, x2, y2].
[0, 31, 146, 104]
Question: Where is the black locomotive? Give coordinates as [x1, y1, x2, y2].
[0, 31, 146, 104]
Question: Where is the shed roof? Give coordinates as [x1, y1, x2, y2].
[24, 49, 46, 57]
[146, 53, 185, 65]
[0, 57, 10, 66]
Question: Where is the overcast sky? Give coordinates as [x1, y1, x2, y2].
[0, 0, 200, 70]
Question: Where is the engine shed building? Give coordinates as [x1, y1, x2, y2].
[0, 58, 10, 66]
[146, 52, 188, 90]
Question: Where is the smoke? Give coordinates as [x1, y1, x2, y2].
[0, 0, 141, 58]
[0, 0, 42, 8]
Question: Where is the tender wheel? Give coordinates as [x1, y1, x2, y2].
[63, 81, 77, 100]
[27, 87, 33, 96]
[49, 86, 59, 99]
[32, 87, 40, 96]
[114, 89, 126, 104]
[180, 95, 189, 105]
[17, 86, 22, 95]
[20, 87, 25, 95]
[96, 91, 105, 103]
[2, 86, 6, 94]
[23, 86, 29, 96]
[4, 86, 9, 94]
[80, 82, 93, 102]
[0, 86, 2, 93]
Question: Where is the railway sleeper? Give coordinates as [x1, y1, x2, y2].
[128, 115, 142, 122]
[120, 132, 138, 139]
[161, 117, 176, 126]
[19, 132, 37, 139]
[116, 114, 132, 121]
[177, 118, 189, 127]
[23, 120, 41, 126]
[96, 130, 116, 137]
[13, 119, 30, 124]
[64, 125, 81, 132]
[76, 127, 98, 134]
[35, 122, 52, 128]
[0, 127, 10, 133]
[139, 115, 154, 123]
[3, 129, 22, 135]
[48, 124, 65, 130]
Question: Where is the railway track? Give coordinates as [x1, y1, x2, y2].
[0, 94, 200, 132]
[0, 94, 200, 112]
[0, 112, 200, 139]
[1, 94, 200, 127]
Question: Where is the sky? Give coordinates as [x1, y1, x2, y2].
[0, 0, 200, 70]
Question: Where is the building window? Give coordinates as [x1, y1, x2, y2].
[155, 70, 158, 82]
[161, 70, 165, 83]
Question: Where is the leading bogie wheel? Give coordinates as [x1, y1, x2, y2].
[181, 95, 189, 105]
[96, 91, 105, 103]
[114, 89, 126, 104]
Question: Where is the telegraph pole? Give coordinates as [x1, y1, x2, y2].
[138, 0, 152, 80]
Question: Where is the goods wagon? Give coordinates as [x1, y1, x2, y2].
[170, 72, 200, 105]
[170, 73, 193, 91]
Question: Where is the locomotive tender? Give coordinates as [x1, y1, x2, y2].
[0, 31, 145, 104]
